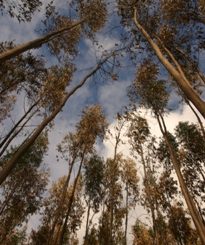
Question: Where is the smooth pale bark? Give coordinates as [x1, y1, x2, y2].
[186, 99, 205, 140]
[0, 19, 85, 63]
[0, 57, 109, 185]
[156, 114, 205, 244]
[133, 9, 205, 119]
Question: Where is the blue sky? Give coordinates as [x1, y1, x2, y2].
[1, 0, 205, 243]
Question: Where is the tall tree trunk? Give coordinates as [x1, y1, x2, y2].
[133, 9, 205, 119]
[47, 156, 77, 245]
[139, 145, 157, 245]
[0, 57, 108, 185]
[84, 199, 91, 245]
[0, 100, 39, 149]
[156, 114, 205, 244]
[0, 19, 85, 63]
[186, 99, 205, 139]
[110, 120, 126, 245]
[124, 184, 129, 245]
[57, 153, 85, 245]
[0, 109, 38, 157]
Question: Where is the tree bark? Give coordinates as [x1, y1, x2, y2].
[57, 153, 85, 245]
[0, 57, 109, 185]
[133, 9, 205, 119]
[156, 114, 205, 244]
[0, 100, 39, 149]
[0, 109, 38, 157]
[84, 199, 91, 245]
[0, 19, 85, 63]
[124, 184, 129, 245]
[47, 156, 77, 245]
[186, 99, 205, 140]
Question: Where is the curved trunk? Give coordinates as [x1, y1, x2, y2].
[133, 10, 205, 119]
[0, 19, 85, 63]
[156, 114, 205, 244]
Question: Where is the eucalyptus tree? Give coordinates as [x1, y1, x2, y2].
[83, 154, 104, 245]
[132, 59, 205, 243]
[127, 114, 161, 244]
[117, 0, 205, 118]
[0, 0, 108, 62]
[99, 155, 125, 245]
[0, 51, 116, 185]
[175, 121, 205, 222]
[101, 115, 128, 245]
[44, 105, 107, 245]
[0, 133, 48, 243]
[0, 47, 47, 124]
[30, 176, 84, 245]
[132, 220, 153, 245]
[168, 206, 200, 245]
[121, 157, 139, 245]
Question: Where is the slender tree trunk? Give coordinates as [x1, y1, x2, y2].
[186, 99, 205, 139]
[110, 122, 125, 245]
[133, 9, 205, 119]
[124, 184, 129, 245]
[139, 145, 157, 245]
[47, 156, 77, 245]
[0, 19, 85, 63]
[0, 100, 39, 149]
[57, 153, 85, 245]
[139, 144, 147, 180]
[0, 109, 38, 157]
[0, 57, 109, 185]
[194, 197, 205, 224]
[156, 114, 205, 244]
[84, 199, 91, 245]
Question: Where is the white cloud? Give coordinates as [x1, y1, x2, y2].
[98, 79, 130, 121]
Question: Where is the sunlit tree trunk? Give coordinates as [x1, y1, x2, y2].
[0, 20, 85, 63]
[0, 100, 39, 150]
[57, 153, 85, 245]
[156, 114, 205, 244]
[0, 59, 107, 185]
[185, 99, 205, 140]
[0, 109, 38, 157]
[133, 9, 205, 119]
[47, 156, 77, 245]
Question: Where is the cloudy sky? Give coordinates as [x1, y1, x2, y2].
[1, 0, 205, 243]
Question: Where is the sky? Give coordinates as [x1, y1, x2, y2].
[1, 0, 205, 244]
